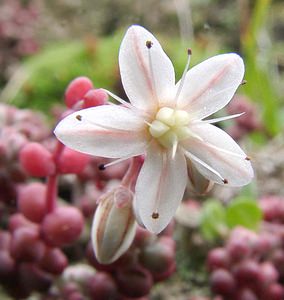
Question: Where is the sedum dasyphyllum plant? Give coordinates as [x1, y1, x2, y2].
[0, 95, 177, 299]
[54, 25, 253, 263]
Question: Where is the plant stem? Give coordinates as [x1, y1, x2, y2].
[46, 141, 65, 213]
[121, 155, 144, 190]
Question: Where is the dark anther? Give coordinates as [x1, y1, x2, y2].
[241, 80, 247, 85]
[152, 212, 159, 219]
[98, 164, 106, 171]
[245, 156, 251, 161]
[223, 179, 228, 184]
[76, 115, 82, 121]
[187, 48, 192, 55]
[146, 40, 153, 49]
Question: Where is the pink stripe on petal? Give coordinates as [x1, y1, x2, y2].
[56, 126, 149, 159]
[132, 31, 156, 101]
[177, 54, 244, 120]
[54, 105, 149, 158]
[119, 25, 175, 112]
[135, 144, 187, 233]
[183, 64, 229, 108]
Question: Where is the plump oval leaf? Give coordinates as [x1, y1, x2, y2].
[226, 197, 262, 230]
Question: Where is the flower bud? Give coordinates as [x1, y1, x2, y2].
[187, 160, 214, 195]
[86, 241, 117, 272]
[91, 186, 136, 264]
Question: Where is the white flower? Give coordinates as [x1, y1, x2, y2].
[54, 25, 254, 234]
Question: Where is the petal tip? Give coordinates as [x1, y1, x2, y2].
[138, 207, 175, 235]
[227, 162, 254, 187]
[127, 24, 147, 34]
[227, 53, 245, 73]
[53, 121, 63, 140]
[216, 52, 245, 72]
[143, 219, 167, 235]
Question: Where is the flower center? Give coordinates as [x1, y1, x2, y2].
[148, 107, 191, 149]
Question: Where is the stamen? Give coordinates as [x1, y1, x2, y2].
[98, 164, 106, 171]
[152, 212, 159, 219]
[152, 152, 167, 220]
[189, 131, 204, 142]
[98, 156, 131, 170]
[245, 156, 251, 161]
[146, 40, 153, 48]
[241, 79, 247, 85]
[146, 40, 157, 100]
[144, 120, 152, 126]
[204, 112, 245, 124]
[175, 48, 192, 103]
[103, 89, 150, 118]
[103, 89, 132, 108]
[182, 148, 227, 183]
[201, 141, 249, 160]
[74, 113, 129, 132]
[172, 137, 178, 159]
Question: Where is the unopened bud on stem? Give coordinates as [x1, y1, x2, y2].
[91, 186, 136, 264]
[187, 160, 214, 195]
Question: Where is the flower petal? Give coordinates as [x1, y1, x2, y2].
[177, 54, 244, 120]
[54, 105, 149, 158]
[119, 25, 175, 112]
[182, 122, 253, 186]
[134, 143, 187, 233]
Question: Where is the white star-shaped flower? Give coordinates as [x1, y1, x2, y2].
[54, 25, 253, 234]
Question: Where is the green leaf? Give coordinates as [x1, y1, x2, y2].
[226, 198, 262, 230]
[241, 0, 281, 136]
[200, 200, 228, 241]
[5, 32, 123, 111]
